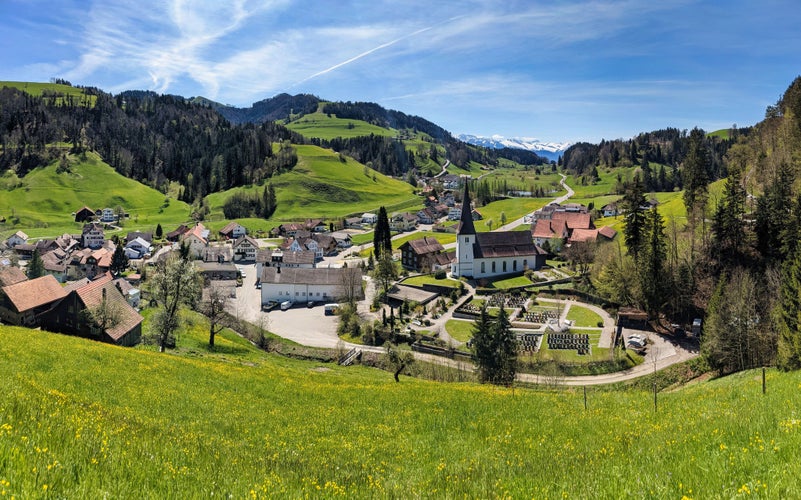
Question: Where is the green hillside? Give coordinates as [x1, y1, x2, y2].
[205, 144, 419, 224]
[285, 111, 395, 140]
[0, 152, 191, 239]
[2, 325, 800, 497]
[0, 81, 96, 106]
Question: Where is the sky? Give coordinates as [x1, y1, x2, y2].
[1, 0, 800, 144]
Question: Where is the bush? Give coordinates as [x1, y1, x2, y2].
[434, 270, 446, 279]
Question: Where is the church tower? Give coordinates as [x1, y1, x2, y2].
[453, 181, 476, 278]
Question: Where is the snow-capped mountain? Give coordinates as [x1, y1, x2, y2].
[457, 134, 571, 161]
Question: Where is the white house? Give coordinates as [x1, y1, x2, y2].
[260, 267, 363, 305]
[330, 231, 353, 249]
[182, 223, 210, 259]
[232, 235, 260, 262]
[390, 213, 418, 232]
[5, 231, 28, 248]
[219, 221, 247, 240]
[81, 223, 105, 249]
[452, 184, 546, 279]
[100, 208, 116, 223]
[124, 237, 152, 260]
[602, 203, 619, 217]
[361, 213, 378, 224]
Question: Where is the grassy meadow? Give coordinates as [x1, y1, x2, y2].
[0, 152, 191, 240]
[0, 81, 97, 106]
[205, 145, 419, 223]
[285, 112, 394, 140]
[2, 325, 801, 497]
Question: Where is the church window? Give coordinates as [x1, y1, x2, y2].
[513, 260, 517, 271]
[492, 261, 496, 273]
[503, 261, 507, 272]
[481, 262, 485, 273]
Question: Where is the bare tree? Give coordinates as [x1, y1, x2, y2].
[81, 287, 123, 336]
[338, 267, 363, 307]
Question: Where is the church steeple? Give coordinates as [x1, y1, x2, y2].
[458, 180, 476, 235]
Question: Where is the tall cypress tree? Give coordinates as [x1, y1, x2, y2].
[373, 206, 391, 259]
[27, 248, 44, 279]
[110, 241, 129, 276]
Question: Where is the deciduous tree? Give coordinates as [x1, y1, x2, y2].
[150, 254, 200, 352]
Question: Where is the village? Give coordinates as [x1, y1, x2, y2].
[0, 168, 698, 380]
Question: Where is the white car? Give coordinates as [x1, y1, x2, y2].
[627, 338, 645, 349]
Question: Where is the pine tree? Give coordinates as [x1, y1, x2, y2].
[778, 245, 801, 371]
[472, 306, 517, 386]
[710, 163, 746, 265]
[27, 248, 44, 279]
[155, 223, 163, 240]
[110, 241, 129, 276]
[622, 174, 647, 260]
[639, 207, 667, 316]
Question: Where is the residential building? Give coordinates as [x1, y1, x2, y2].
[100, 208, 116, 223]
[182, 223, 210, 259]
[5, 231, 28, 248]
[124, 237, 153, 260]
[219, 221, 247, 240]
[232, 235, 260, 262]
[0, 275, 68, 327]
[74, 206, 95, 223]
[399, 237, 454, 272]
[361, 213, 378, 224]
[389, 212, 418, 232]
[81, 223, 105, 249]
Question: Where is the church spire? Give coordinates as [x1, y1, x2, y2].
[458, 180, 476, 235]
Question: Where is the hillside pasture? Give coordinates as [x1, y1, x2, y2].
[1, 326, 800, 497]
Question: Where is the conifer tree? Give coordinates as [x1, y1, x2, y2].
[373, 206, 391, 259]
[27, 248, 44, 279]
[778, 245, 801, 371]
[472, 306, 517, 386]
[622, 174, 647, 260]
[155, 223, 163, 240]
[110, 241, 129, 275]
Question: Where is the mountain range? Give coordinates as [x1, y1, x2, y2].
[456, 134, 571, 161]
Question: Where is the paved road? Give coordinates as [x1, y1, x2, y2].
[495, 173, 573, 232]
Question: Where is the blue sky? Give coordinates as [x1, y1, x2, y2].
[1, 0, 800, 143]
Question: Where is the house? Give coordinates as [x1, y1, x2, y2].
[441, 174, 460, 190]
[259, 267, 364, 305]
[389, 212, 418, 232]
[100, 208, 116, 223]
[602, 203, 619, 217]
[113, 277, 141, 309]
[166, 224, 190, 242]
[598, 226, 618, 241]
[416, 208, 437, 225]
[399, 237, 453, 272]
[126, 231, 153, 245]
[81, 247, 113, 280]
[81, 223, 105, 249]
[54, 233, 81, 254]
[470, 209, 483, 221]
[361, 213, 378, 224]
[452, 183, 546, 279]
[181, 223, 210, 259]
[232, 235, 260, 262]
[305, 219, 328, 233]
[40, 251, 69, 283]
[74, 206, 96, 223]
[344, 217, 363, 229]
[0, 275, 68, 327]
[433, 203, 450, 218]
[448, 206, 462, 220]
[43, 274, 143, 346]
[124, 237, 152, 260]
[531, 218, 569, 247]
[330, 231, 353, 249]
[219, 221, 247, 240]
[5, 231, 28, 248]
[272, 222, 305, 238]
[13, 243, 37, 260]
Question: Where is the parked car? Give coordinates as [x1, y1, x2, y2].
[280, 300, 293, 311]
[627, 338, 645, 349]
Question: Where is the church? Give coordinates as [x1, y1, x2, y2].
[451, 183, 546, 279]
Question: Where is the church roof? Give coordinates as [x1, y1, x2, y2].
[457, 182, 476, 235]
[473, 231, 539, 259]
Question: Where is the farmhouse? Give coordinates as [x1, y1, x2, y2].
[219, 221, 247, 240]
[389, 212, 418, 232]
[0, 275, 68, 327]
[43, 273, 143, 346]
[452, 183, 546, 279]
[256, 249, 316, 280]
[232, 235, 260, 262]
[181, 223, 210, 259]
[74, 206, 95, 223]
[196, 261, 239, 281]
[124, 237, 152, 259]
[259, 267, 363, 305]
[165, 224, 190, 242]
[399, 237, 454, 272]
[0, 266, 27, 287]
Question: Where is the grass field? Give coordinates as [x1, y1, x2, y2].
[205, 145, 418, 223]
[401, 275, 461, 289]
[474, 197, 553, 231]
[3, 324, 801, 497]
[0, 81, 96, 106]
[0, 152, 191, 240]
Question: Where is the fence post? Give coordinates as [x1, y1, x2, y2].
[583, 385, 588, 411]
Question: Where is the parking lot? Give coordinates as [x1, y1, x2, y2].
[226, 263, 346, 348]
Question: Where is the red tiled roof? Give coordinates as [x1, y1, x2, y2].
[75, 275, 143, 342]
[2, 275, 67, 312]
[402, 236, 445, 255]
[552, 212, 593, 230]
[0, 266, 27, 287]
[598, 226, 618, 239]
[569, 228, 599, 243]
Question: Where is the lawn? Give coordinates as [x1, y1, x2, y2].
[479, 275, 533, 290]
[474, 197, 553, 231]
[3, 324, 801, 497]
[1, 80, 97, 106]
[402, 275, 461, 289]
[565, 304, 604, 327]
[444, 319, 475, 343]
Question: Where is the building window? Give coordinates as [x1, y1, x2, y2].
[481, 262, 485, 273]
[492, 261, 496, 273]
[523, 259, 528, 269]
[513, 260, 517, 271]
[503, 261, 507, 272]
